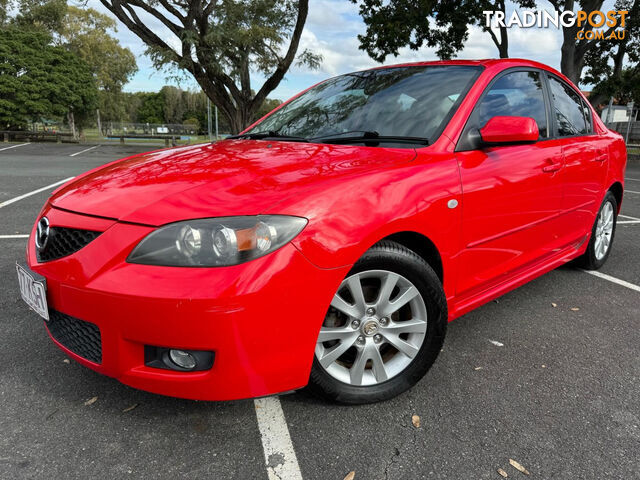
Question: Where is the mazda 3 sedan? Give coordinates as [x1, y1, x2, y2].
[18, 59, 626, 404]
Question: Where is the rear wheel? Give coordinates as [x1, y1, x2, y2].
[308, 241, 447, 404]
[575, 191, 617, 270]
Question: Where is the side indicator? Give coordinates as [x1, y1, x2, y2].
[447, 199, 459, 209]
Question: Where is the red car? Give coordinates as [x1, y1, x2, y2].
[18, 59, 626, 404]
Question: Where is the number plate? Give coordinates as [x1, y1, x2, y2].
[16, 262, 49, 321]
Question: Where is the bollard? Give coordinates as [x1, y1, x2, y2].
[165, 138, 170, 147]
[56, 134, 62, 144]
[171, 136, 177, 147]
[3, 133, 8, 143]
[120, 136, 125, 144]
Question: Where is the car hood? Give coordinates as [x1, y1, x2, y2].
[50, 140, 416, 225]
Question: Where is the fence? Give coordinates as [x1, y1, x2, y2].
[101, 122, 199, 137]
[605, 121, 640, 145]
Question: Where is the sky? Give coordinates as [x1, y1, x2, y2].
[85, 0, 617, 100]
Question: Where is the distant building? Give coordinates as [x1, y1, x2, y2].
[601, 105, 637, 123]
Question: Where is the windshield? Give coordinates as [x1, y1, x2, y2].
[247, 65, 481, 144]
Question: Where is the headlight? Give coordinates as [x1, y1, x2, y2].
[127, 215, 307, 267]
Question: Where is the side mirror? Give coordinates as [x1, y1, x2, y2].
[479, 116, 539, 145]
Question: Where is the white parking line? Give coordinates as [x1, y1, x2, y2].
[0, 143, 29, 152]
[254, 396, 303, 480]
[582, 270, 640, 293]
[626, 177, 640, 182]
[70, 145, 99, 157]
[618, 220, 640, 224]
[625, 190, 640, 194]
[619, 214, 640, 220]
[0, 234, 29, 239]
[0, 177, 73, 208]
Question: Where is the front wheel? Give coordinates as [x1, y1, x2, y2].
[575, 191, 617, 270]
[308, 241, 447, 404]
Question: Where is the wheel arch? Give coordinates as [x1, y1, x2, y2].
[379, 231, 444, 283]
[608, 181, 623, 213]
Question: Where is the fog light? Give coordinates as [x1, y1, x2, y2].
[169, 349, 197, 370]
[144, 345, 215, 371]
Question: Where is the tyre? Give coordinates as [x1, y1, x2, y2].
[308, 240, 447, 404]
[575, 191, 617, 270]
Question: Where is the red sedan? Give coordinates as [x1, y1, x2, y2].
[18, 59, 626, 404]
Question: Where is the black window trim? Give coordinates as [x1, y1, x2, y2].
[543, 71, 596, 139]
[455, 66, 552, 152]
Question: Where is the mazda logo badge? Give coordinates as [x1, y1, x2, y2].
[35, 217, 50, 251]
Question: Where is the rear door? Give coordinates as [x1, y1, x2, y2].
[545, 74, 607, 245]
[455, 69, 565, 297]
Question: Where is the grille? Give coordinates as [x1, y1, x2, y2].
[37, 227, 101, 262]
[46, 310, 102, 364]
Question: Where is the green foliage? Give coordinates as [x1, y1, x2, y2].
[135, 92, 165, 125]
[583, 0, 639, 106]
[58, 7, 137, 92]
[183, 117, 200, 133]
[590, 68, 640, 105]
[12, 0, 67, 33]
[352, 0, 534, 61]
[0, 26, 96, 129]
[255, 97, 282, 120]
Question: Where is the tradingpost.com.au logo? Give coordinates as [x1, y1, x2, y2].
[483, 9, 629, 40]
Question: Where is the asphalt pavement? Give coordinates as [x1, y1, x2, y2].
[0, 142, 638, 479]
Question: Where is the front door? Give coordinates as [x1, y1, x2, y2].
[455, 70, 565, 297]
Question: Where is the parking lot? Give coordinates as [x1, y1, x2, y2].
[1, 142, 639, 479]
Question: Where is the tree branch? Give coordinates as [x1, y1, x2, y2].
[251, 0, 309, 112]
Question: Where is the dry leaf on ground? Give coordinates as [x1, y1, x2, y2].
[474, 367, 483, 371]
[122, 404, 139, 413]
[497, 467, 508, 478]
[343, 471, 355, 480]
[570, 307, 580, 311]
[551, 302, 557, 307]
[411, 415, 421, 428]
[509, 459, 530, 475]
[84, 396, 98, 406]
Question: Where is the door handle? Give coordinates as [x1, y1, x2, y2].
[542, 163, 562, 173]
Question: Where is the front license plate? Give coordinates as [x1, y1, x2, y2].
[16, 262, 49, 321]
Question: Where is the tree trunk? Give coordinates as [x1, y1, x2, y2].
[498, 24, 508, 58]
[67, 111, 77, 140]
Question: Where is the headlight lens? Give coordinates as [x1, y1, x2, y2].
[128, 215, 307, 267]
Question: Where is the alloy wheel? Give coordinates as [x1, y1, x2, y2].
[594, 200, 614, 260]
[315, 270, 428, 386]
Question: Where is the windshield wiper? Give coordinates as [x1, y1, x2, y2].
[310, 131, 429, 146]
[228, 131, 309, 142]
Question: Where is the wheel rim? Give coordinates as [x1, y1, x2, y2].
[315, 270, 428, 386]
[594, 200, 614, 260]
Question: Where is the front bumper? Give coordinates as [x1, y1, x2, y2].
[26, 206, 349, 400]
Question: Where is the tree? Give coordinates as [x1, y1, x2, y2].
[99, 0, 320, 133]
[12, 0, 67, 33]
[0, 27, 97, 130]
[352, 0, 534, 61]
[58, 6, 137, 122]
[583, 0, 639, 107]
[548, 0, 631, 85]
[136, 92, 165, 124]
